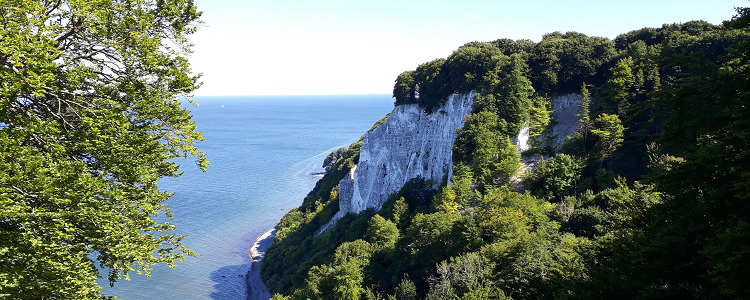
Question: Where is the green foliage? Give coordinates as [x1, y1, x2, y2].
[413, 59, 450, 110]
[528, 31, 616, 93]
[290, 141, 362, 227]
[433, 186, 459, 213]
[392, 43, 511, 111]
[444, 43, 505, 93]
[454, 111, 520, 189]
[448, 164, 478, 208]
[577, 83, 592, 142]
[494, 54, 535, 135]
[402, 213, 463, 274]
[606, 57, 636, 114]
[263, 208, 375, 296]
[393, 71, 417, 105]
[261, 141, 371, 293]
[323, 148, 348, 171]
[304, 240, 373, 300]
[366, 215, 399, 248]
[491, 38, 535, 56]
[270, 294, 291, 300]
[477, 189, 556, 243]
[528, 96, 551, 141]
[0, 0, 204, 298]
[425, 252, 505, 300]
[527, 154, 584, 200]
[392, 197, 409, 228]
[368, 113, 391, 133]
[264, 178, 437, 296]
[591, 113, 624, 163]
[395, 276, 418, 300]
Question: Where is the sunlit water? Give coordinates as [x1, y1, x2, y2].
[100, 95, 393, 299]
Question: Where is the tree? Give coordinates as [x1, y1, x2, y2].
[323, 147, 348, 171]
[393, 71, 416, 105]
[528, 96, 551, 140]
[528, 32, 616, 93]
[426, 252, 498, 300]
[606, 57, 636, 114]
[496, 54, 535, 135]
[476, 190, 553, 242]
[403, 213, 463, 283]
[0, 1, 204, 298]
[366, 215, 399, 248]
[444, 43, 505, 93]
[413, 58, 449, 110]
[270, 9, 750, 299]
[434, 186, 459, 213]
[305, 240, 373, 300]
[392, 197, 409, 228]
[454, 111, 520, 189]
[395, 276, 418, 300]
[591, 113, 624, 164]
[577, 83, 592, 144]
[529, 154, 583, 200]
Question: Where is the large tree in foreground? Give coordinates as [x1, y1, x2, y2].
[0, 0, 205, 298]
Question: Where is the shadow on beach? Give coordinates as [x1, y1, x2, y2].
[209, 263, 251, 300]
[246, 229, 275, 300]
[205, 228, 277, 300]
[208, 228, 275, 300]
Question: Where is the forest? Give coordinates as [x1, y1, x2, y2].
[262, 8, 750, 300]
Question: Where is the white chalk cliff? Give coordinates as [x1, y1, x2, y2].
[319, 93, 475, 232]
[550, 93, 583, 148]
[320, 92, 582, 232]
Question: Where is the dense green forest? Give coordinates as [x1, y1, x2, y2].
[263, 8, 750, 300]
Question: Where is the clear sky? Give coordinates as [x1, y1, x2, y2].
[189, 0, 747, 96]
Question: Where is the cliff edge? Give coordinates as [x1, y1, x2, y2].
[319, 92, 474, 232]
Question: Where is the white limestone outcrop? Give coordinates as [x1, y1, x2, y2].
[550, 93, 583, 148]
[512, 93, 583, 160]
[318, 93, 474, 233]
[337, 166, 357, 214]
[512, 126, 531, 153]
[511, 93, 583, 189]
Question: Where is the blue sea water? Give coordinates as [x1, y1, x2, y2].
[100, 95, 393, 299]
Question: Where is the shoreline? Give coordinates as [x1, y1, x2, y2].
[248, 228, 275, 261]
[246, 150, 330, 299]
[246, 228, 276, 300]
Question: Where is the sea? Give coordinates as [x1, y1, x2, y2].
[100, 95, 394, 299]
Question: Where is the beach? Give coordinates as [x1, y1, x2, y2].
[246, 228, 276, 300]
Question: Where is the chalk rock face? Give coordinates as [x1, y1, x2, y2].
[337, 166, 356, 213]
[512, 126, 531, 153]
[341, 92, 473, 211]
[550, 93, 583, 148]
[511, 93, 583, 189]
[318, 93, 474, 233]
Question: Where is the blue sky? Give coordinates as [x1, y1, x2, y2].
[189, 0, 747, 96]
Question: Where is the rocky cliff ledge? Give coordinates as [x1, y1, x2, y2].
[319, 93, 474, 232]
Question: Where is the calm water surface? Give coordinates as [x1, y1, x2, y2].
[101, 95, 393, 299]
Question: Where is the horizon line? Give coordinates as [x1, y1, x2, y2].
[192, 93, 393, 97]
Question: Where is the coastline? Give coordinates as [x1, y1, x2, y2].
[246, 228, 276, 300]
